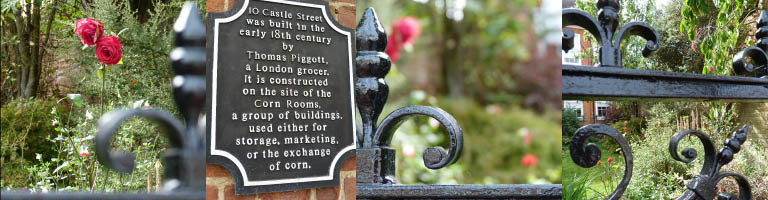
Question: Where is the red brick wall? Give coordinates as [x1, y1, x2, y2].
[205, 0, 357, 199]
[205, 158, 356, 200]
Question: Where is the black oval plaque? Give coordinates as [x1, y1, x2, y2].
[205, 0, 355, 194]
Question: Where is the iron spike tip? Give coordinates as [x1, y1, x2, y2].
[174, 2, 205, 46]
[759, 11, 767, 26]
[356, 7, 387, 51]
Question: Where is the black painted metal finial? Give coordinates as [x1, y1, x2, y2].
[355, 8, 464, 184]
[356, 8, 391, 148]
[95, 1, 205, 192]
[562, 0, 660, 67]
[670, 125, 752, 200]
[732, 10, 768, 78]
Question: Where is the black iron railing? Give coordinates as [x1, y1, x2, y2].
[1, 2, 206, 200]
[563, 0, 766, 199]
[354, 8, 562, 200]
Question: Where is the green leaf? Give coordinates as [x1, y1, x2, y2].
[67, 94, 83, 106]
[97, 68, 103, 79]
[117, 58, 123, 65]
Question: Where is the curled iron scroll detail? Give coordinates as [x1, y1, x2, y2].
[562, 0, 659, 67]
[569, 124, 633, 200]
[671, 125, 752, 200]
[95, 109, 185, 173]
[373, 106, 464, 169]
[732, 11, 768, 79]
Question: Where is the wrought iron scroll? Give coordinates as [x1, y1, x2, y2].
[562, 0, 659, 67]
[568, 124, 754, 200]
[569, 124, 633, 200]
[670, 125, 752, 200]
[733, 11, 768, 79]
[355, 8, 464, 184]
[95, 2, 205, 192]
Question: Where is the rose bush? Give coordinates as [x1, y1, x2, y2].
[94, 36, 122, 65]
[74, 18, 104, 46]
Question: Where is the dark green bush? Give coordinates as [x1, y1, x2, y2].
[1, 98, 62, 187]
[562, 108, 583, 147]
[610, 117, 646, 142]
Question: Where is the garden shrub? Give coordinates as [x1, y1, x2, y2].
[1, 0, 206, 192]
[562, 108, 583, 147]
[610, 117, 646, 142]
[1, 98, 62, 188]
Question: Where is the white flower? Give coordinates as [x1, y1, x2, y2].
[86, 110, 93, 120]
[51, 119, 58, 126]
[35, 153, 42, 160]
[402, 143, 416, 158]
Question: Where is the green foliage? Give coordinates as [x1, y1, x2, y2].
[680, 0, 760, 75]
[562, 144, 625, 199]
[358, 0, 541, 104]
[1, 0, 206, 192]
[65, 0, 204, 113]
[1, 98, 61, 188]
[561, 108, 583, 147]
[389, 92, 561, 184]
[610, 117, 646, 142]
[564, 102, 768, 198]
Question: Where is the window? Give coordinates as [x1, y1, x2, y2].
[562, 33, 581, 64]
[595, 101, 610, 120]
[563, 100, 584, 120]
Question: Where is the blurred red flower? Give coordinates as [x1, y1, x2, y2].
[75, 18, 104, 46]
[520, 153, 538, 167]
[386, 17, 420, 63]
[597, 160, 601, 166]
[607, 157, 613, 163]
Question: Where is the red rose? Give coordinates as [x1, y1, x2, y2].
[597, 160, 601, 166]
[393, 17, 420, 45]
[75, 18, 104, 46]
[95, 36, 122, 65]
[607, 157, 613, 163]
[385, 35, 401, 62]
[385, 17, 420, 63]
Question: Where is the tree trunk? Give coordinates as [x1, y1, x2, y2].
[10, 1, 43, 98]
[440, 0, 464, 97]
[26, 0, 42, 98]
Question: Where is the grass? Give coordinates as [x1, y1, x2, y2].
[562, 142, 626, 199]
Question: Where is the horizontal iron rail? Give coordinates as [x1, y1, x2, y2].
[562, 64, 768, 101]
[357, 184, 562, 199]
[0, 192, 205, 200]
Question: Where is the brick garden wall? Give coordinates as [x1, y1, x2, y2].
[735, 102, 768, 145]
[205, 0, 356, 199]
